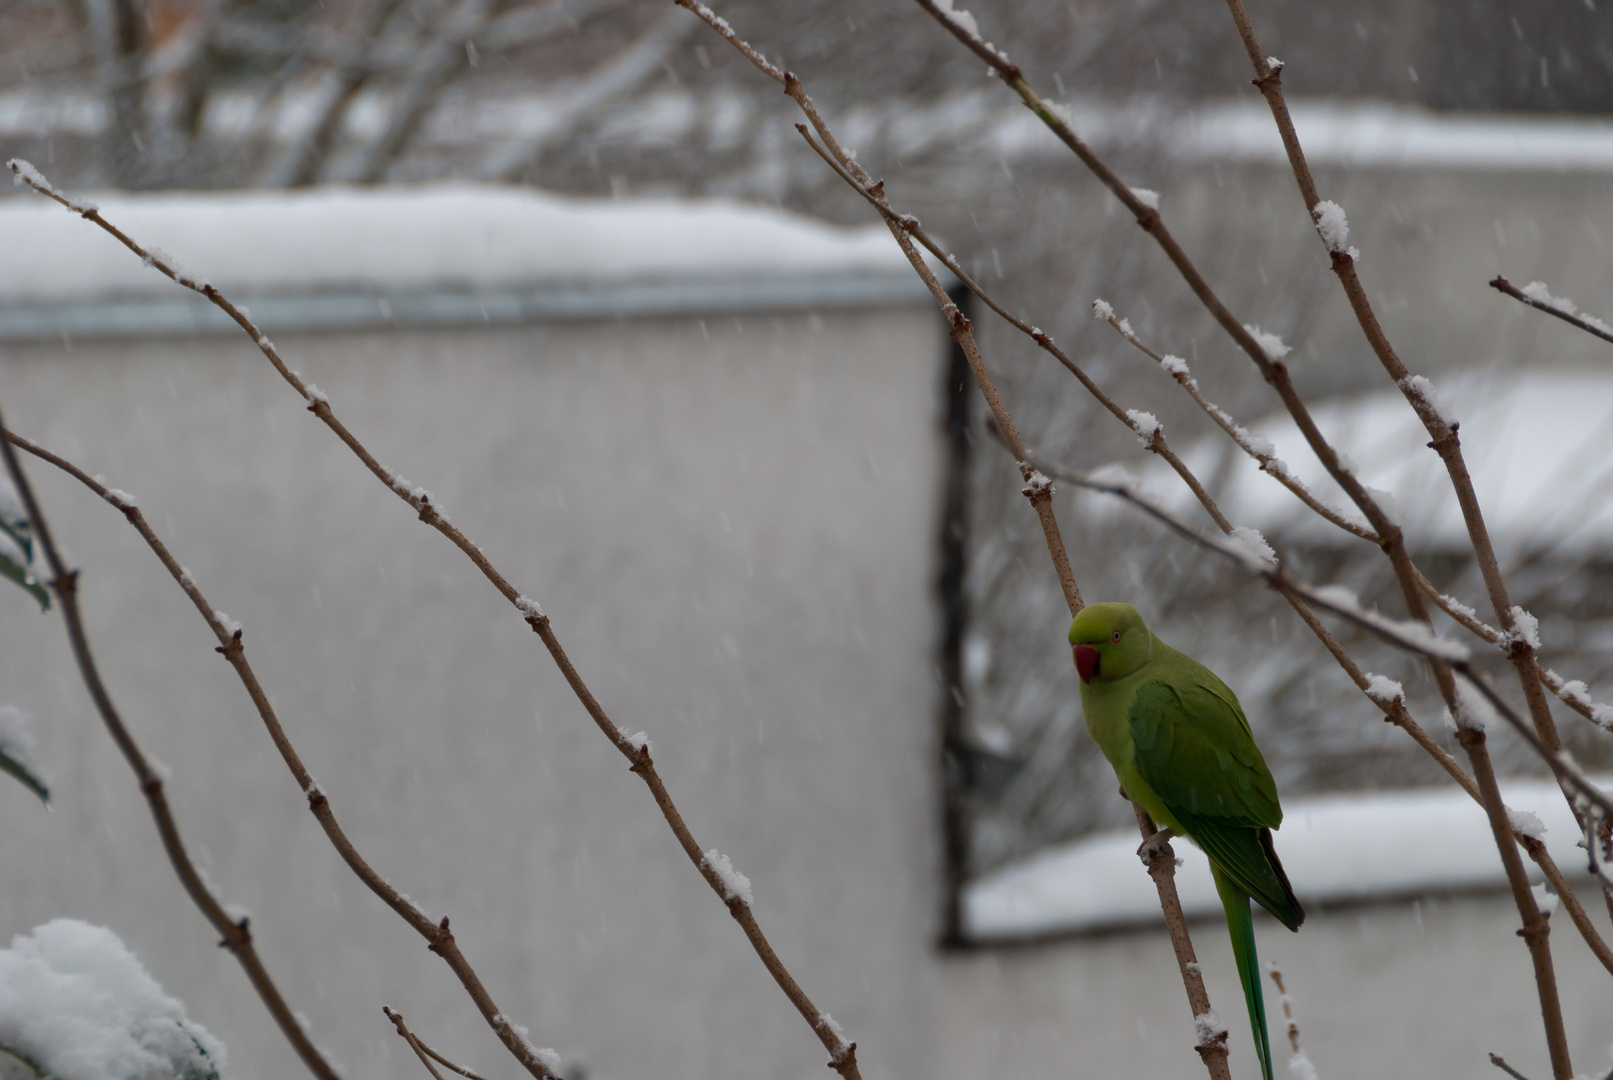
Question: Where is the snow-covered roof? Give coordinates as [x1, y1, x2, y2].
[963, 776, 1604, 940]
[1094, 370, 1613, 557]
[0, 183, 937, 337]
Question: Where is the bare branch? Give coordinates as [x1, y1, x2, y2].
[386, 1009, 449, 1080]
[384, 1007, 491, 1080]
[0, 426, 565, 1077]
[1094, 302, 1377, 544]
[1491, 275, 1613, 348]
[0, 410, 341, 1080]
[7, 156, 862, 1080]
[1491, 1053, 1536, 1080]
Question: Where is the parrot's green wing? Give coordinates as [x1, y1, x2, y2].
[1127, 674, 1302, 930]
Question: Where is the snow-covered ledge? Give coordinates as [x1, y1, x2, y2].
[0, 183, 943, 340]
[963, 777, 1609, 941]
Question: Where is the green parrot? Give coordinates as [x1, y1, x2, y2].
[1068, 602, 1303, 1080]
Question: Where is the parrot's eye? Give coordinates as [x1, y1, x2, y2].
[1111, 630, 1122, 642]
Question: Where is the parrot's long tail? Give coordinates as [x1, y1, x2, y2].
[1213, 862, 1274, 1080]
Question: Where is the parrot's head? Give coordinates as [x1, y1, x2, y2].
[1067, 602, 1151, 684]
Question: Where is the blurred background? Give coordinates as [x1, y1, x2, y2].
[4, 0, 1613, 1077]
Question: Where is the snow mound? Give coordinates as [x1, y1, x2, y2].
[0, 919, 226, 1080]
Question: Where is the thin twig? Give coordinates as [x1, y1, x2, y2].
[1267, 964, 1306, 1060]
[386, 1008, 448, 1080]
[385, 1007, 491, 1080]
[1095, 302, 1376, 544]
[6, 156, 860, 1080]
[1490, 1053, 1535, 1080]
[1491, 275, 1613, 348]
[0, 429, 561, 1079]
[0, 409, 341, 1080]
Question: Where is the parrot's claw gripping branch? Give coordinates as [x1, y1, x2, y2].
[1137, 827, 1179, 865]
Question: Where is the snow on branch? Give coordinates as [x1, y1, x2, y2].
[1396, 375, 1454, 429]
[1490, 275, 1613, 347]
[700, 849, 755, 905]
[8, 159, 97, 216]
[1311, 200, 1359, 259]
[1125, 409, 1161, 448]
[1242, 325, 1290, 362]
[1095, 299, 1375, 543]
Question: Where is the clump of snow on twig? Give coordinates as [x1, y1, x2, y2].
[1396, 375, 1454, 428]
[1228, 525, 1277, 566]
[1530, 882, 1560, 918]
[619, 728, 652, 753]
[1021, 470, 1054, 499]
[1363, 485, 1404, 528]
[1309, 584, 1472, 661]
[1130, 187, 1160, 210]
[1520, 281, 1613, 337]
[1159, 354, 1191, 380]
[1288, 1050, 1321, 1080]
[302, 383, 328, 406]
[818, 1011, 849, 1049]
[1125, 410, 1160, 448]
[1506, 806, 1546, 840]
[701, 849, 754, 905]
[1443, 679, 1496, 732]
[933, 0, 1011, 64]
[140, 246, 210, 292]
[213, 609, 242, 636]
[495, 1013, 561, 1075]
[0, 918, 228, 1080]
[1192, 1011, 1227, 1045]
[1363, 673, 1404, 707]
[1437, 591, 1479, 623]
[1311, 200, 1359, 259]
[1507, 606, 1541, 650]
[515, 596, 544, 620]
[1243, 325, 1291, 361]
[1091, 298, 1115, 321]
[102, 488, 136, 510]
[386, 471, 433, 505]
[1551, 675, 1613, 731]
[8, 158, 98, 215]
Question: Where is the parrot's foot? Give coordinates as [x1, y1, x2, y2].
[1136, 827, 1177, 863]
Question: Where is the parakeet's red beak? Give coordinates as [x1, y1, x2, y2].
[1073, 644, 1099, 683]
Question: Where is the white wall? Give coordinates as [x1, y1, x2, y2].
[0, 305, 949, 1080]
